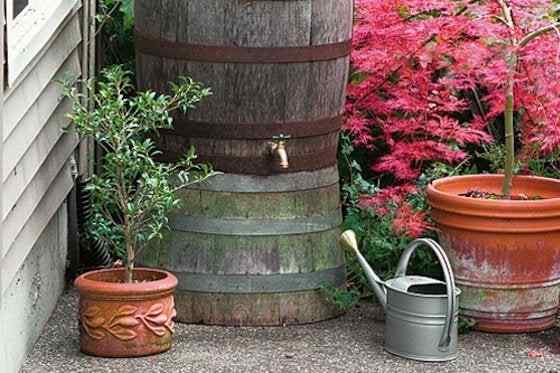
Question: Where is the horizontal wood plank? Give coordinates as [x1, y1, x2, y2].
[1, 0, 5, 308]
[2, 133, 78, 247]
[2, 102, 77, 249]
[1, 2, 83, 294]
[3, 98, 73, 182]
[7, 0, 81, 87]
[1, 161, 74, 294]
[3, 131, 78, 220]
[4, 46, 81, 142]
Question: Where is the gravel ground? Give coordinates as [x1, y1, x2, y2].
[22, 289, 560, 373]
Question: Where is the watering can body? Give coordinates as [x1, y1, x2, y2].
[340, 232, 460, 362]
[384, 275, 460, 361]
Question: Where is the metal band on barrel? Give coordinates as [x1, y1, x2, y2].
[173, 265, 346, 293]
[172, 115, 343, 140]
[171, 214, 342, 236]
[187, 166, 340, 193]
[135, 33, 352, 64]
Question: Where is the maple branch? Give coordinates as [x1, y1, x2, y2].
[502, 65, 516, 196]
[497, 3, 560, 195]
[492, 16, 510, 27]
[456, 0, 483, 16]
[497, 0, 516, 195]
[470, 87, 486, 118]
[519, 22, 560, 48]
[93, 0, 123, 42]
[496, 0, 515, 29]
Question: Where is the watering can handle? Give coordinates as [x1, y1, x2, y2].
[394, 238, 456, 351]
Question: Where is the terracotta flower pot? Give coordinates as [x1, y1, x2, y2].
[74, 267, 178, 357]
[427, 174, 560, 333]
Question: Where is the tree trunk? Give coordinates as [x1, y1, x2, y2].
[502, 53, 517, 196]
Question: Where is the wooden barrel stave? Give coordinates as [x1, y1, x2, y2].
[147, 230, 344, 277]
[136, 0, 352, 174]
[140, 169, 345, 325]
[176, 186, 340, 220]
[137, 59, 350, 127]
[135, 1, 353, 47]
[177, 291, 341, 326]
[145, 229, 345, 325]
[135, 0, 352, 325]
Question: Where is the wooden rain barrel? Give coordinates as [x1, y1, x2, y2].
[135, 0, 353, 325]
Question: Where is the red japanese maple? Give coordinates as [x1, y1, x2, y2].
[347, 0, 560, 235]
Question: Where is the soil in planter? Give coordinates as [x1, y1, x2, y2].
[460, 190, 544, 200]
[109, 278, 161, 284]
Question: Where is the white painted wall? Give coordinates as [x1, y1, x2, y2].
[0, 0, 89, 371]
[0, 0, 6, 366]
[0, 206, 68, 373]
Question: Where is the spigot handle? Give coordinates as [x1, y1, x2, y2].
[272, 134, 291, 142]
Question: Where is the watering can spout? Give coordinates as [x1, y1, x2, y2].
[340, 230, 387, 309]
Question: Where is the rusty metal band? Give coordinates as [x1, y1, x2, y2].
[158, 147, 338, 175]
[172, 115, 343, 140]
[135, 33, 352, 64]
[173, 265, 346, 294]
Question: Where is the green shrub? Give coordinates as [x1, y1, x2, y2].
[98, 0, 135, 70]
[63, 65, 215, 282]
[338, 135, 445, 298]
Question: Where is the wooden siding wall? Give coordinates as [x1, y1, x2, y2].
[0, 2, 82, 297]
[1, 0, 5, 309]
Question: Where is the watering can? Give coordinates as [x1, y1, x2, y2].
[340, 230, 460, 362]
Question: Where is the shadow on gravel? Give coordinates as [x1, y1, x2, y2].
[529, 327, 560, 355]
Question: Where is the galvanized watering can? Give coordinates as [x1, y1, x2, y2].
[340, 230, 460, 362]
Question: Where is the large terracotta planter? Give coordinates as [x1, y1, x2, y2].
[74, 268, 178, 357]
[427, 174, 560, 333]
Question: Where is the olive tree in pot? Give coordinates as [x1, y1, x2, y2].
[67, 66, 214, 357]
[427, 1, 560, 333]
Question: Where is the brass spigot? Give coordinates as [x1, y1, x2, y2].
[269, 134, 291, 169]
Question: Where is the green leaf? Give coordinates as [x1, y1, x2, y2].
[121, 0, 134, 29]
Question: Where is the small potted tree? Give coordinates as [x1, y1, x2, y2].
[67, 66, 214, 357]
[427, 1, 560, 332]
[348, 0, 560, 333]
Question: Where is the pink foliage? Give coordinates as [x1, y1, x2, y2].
[359, 185, 431, 238]
[392, 204, 432, 238]
[348, 0, 560, 172]
[359, 185, 417, 214]
[347, 0, 560, 236]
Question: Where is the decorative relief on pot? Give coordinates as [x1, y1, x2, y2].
[80, 299, 176, 341]
[231, 303, 250, 326]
